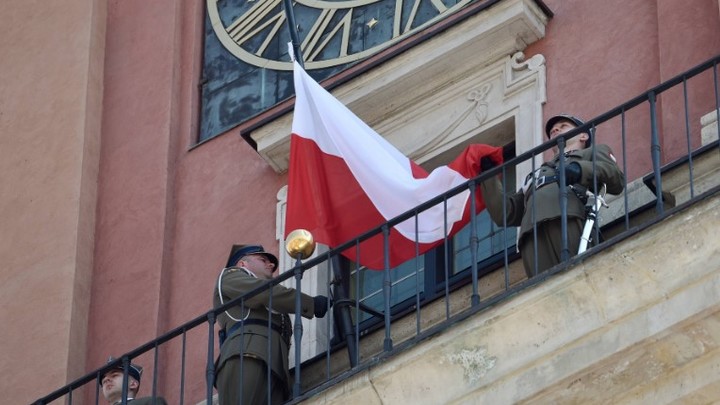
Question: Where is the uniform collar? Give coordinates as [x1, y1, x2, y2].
[553, 148, 583, 161]
[239, 266, 257, 278]
[225, 266, 256, 278]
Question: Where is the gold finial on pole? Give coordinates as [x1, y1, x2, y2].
[285, 229, 315, 259]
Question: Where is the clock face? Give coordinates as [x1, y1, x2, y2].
[200, 0, 472, 142]
[207, 0, 472, 70]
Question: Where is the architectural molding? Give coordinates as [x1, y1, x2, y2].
[376, 51, 547, 176]
[701, 108, 719, 145]
[251, 0, 550, 173]
[276, 185, 332, 365]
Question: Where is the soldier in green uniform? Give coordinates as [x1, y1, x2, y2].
[481, 114, 624, 278]
[214, 244, 330, 405]
[100, 357, 168, 405]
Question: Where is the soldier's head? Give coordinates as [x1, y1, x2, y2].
[226, 244, 279, 279]
[545, 114, 593, 150]
[100, 357, 143, 403]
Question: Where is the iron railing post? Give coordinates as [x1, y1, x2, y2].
[682, 77, 696, 198]
[530, 153, 539, 276]
[205, 312, 216, 404]
[469, 181, 480, 306]
[648, 91, 664, 215]
[180, 330, 187, 405]
[382, 224, 393, 351]
[293, 255, 304, 398]
[501, 162, 510, 287]
[557, 137, 569, 262]
[121, 356, 130, 405]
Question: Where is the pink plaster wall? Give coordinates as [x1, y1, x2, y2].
[655, 1, 720, 161]
[86, 0, 287, 402]
[529, 0, 720, 180]
[86, 0, 184, 398]
[162, 134, 287, 403]
[528, 0, 661, 179]
[0, 0, 106, 403]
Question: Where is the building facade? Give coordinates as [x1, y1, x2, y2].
[1, 0, 719, 404]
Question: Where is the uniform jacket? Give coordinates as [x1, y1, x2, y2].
[213, 267, 316, 389]
[482, 144, 624, 240]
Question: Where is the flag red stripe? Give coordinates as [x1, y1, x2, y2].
[286, 135, 503, 269]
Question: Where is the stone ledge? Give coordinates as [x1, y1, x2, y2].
[603, 139, 719, 240]
[302, 191, 720, 404]
[701, 108, 719, 145]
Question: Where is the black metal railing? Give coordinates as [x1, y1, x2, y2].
[34, 53, 720, 405]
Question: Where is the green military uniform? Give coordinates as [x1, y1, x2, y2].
[481, 144, 624, 277]
[214, 266, 317, 405]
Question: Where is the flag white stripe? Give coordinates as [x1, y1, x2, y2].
[292, 61, 470, 242]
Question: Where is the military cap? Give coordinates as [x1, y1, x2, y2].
[101, 356, 143, 382]
[545, 113, 594, 146]
[226, 244, 279, 270]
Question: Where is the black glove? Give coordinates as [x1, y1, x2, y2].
[313, 295, 330, 318]
[563, 162, 582, 184]
[480, 156, 498, 171]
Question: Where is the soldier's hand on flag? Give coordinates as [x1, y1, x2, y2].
[480, 156, 500, 172]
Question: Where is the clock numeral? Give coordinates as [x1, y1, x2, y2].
[226, 0, 287, 57]
[302, 8, 353, 62]
[208, 0, 465, 69]
[395, 0, 448, 36]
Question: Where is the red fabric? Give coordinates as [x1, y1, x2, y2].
[285, 136, 503, 270]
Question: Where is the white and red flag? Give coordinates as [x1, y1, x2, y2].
[285, 61, 503, 270]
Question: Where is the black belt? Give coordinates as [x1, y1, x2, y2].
[219, 319, 290, 346]
[534, 174, 558, 189]
[526, 174, 589, 197]
[525, 175, 589, 205]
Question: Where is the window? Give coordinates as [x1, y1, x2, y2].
[346, 213, 517, 329]
[343, 144, 518, 332]
[199, 0, 488, 143]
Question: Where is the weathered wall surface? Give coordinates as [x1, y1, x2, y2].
[529, 0, 720, 179]
[304, 191, 720, 404]
[0, 0, 106, 403]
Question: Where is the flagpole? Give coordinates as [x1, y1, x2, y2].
[282, 0, 304, 67]
[284, 12, 365, 370]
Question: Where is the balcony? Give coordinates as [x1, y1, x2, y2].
[34, 55, 720, 405]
